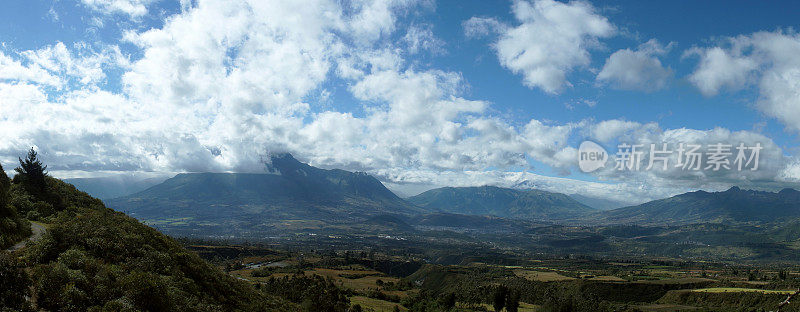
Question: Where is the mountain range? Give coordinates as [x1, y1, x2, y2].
[108, 154, 424, 235]
[592, 186, 800, 225]
[407, 185, 595, 220]
[568, 193, 630, 210]
[65, 175, 167, 199]
[106, 154, 605, 236]
[103, 154, 800, 237]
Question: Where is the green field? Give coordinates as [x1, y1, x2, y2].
[692, 287, 796, 294]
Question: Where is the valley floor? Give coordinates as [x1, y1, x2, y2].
[188, 242, 800, 312]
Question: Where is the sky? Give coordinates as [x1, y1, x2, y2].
[2, 0, 800, 203]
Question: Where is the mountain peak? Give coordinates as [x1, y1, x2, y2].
[268, 152, 297, 162]
[264, 152, 305, 174]
[109, 155, 423, 235]
[725, 186, 741, 192]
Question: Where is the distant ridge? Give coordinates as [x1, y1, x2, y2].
[408, 185, 595, 220]
[107, 153, 423, 235]
[595, 186, 800, 225]
[66, 176, 167, 199]
[569, 193, 630, 211]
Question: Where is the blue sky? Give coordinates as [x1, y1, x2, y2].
[2, 0, 800, 202]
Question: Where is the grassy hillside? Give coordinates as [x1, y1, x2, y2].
[1, 171, 297, 311]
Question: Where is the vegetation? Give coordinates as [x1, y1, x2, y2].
[15, 147, 48, 194]
[0, 162, 30, 249]
[21, 205, 296, 311]
[0, 252, 32, 311]
[210, 242, 800, 311]
[0, 151, 298, 311]
[257, 274, 352, 311]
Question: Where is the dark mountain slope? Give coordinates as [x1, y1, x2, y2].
[408, 185, 595, 220]
[65, 175, 167, 199]
[569, 193, 629, 210]
[108, 153, 423, 235]
[595, 187, 800, 225]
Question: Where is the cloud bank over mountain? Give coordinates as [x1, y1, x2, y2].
[1, 0, 799, 202]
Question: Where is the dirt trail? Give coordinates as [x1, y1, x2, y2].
[6, 222, 46, 252]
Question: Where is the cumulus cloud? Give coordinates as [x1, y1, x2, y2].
[485, 0, 615, 93]
[345, 0, 421, 45]
[590, 119, 655, 143]
[584, 121, 791, 192]
[1, 0, 798, 204]
[597, 39, 673, 91]
[1, 0, 578, 176]
[1, 42, 123, 89]
[687, 30, 800, 132]
[686, 47, 757, 96]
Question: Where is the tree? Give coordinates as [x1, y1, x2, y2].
[439, 293, 456, 310]
[349, 304, 363, 312]
[493, 285, 508, 312]
[15, 147, 48, 193]
[506, 290, 520, 312]
[0, 163, 9, 209]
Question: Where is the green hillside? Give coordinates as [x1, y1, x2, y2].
[0, 163, 30, 249]
[0, 152, 297, 311]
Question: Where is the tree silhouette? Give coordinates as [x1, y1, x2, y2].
[493, 285, 508, 312]
[439, 293, 456, 310]
[506, 290, 520, 312]
[15, 147, 47, 193]
[0, 163, 9, 209]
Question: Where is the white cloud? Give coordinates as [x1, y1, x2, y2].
[3, 0, 506, 174]
[586, 122, 790, 192]
[346, 0, 420, 45]
[591, 119, 654, 143]
[488, 0, 615, 93]
[686, 47, 757, 96]
[0, 41, 126, 91]
[81, 0, 158, 18]
[688, 30, 800, 132]
[462, 17, 506, 38]
[403, 24, 445, 55]
[0, 52, 62, 88]
[597, 39, 673, 91]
